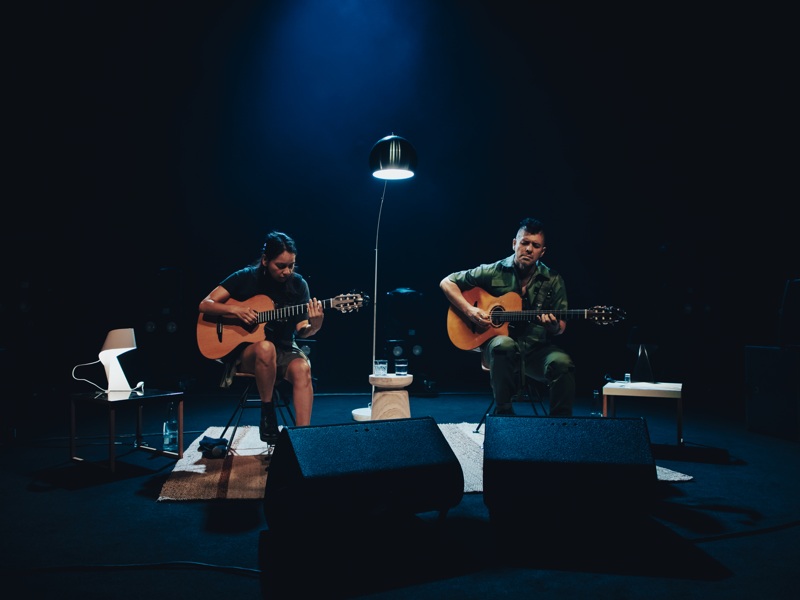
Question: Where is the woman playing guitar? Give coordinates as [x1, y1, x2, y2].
[198, 231, 324, 444]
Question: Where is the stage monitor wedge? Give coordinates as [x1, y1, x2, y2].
[264, 417, 464, 531]
[483, 415, 657, 521]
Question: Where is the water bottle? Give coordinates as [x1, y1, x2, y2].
[590, 389, 603, 417]
[163, 401, 178, 452]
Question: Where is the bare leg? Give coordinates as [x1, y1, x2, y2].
[239, 341, 280, 442]
[285, 356, 314, 426]
[238, 341, 278, 404]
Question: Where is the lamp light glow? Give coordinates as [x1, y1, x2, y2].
[99, 328, 137, 392]
[369, 135, 417, 180]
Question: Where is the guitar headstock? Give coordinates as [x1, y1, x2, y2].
[332, 292, 369, 313]
[588, 306, 626, 325]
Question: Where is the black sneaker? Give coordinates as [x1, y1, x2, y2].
[260, 403, 279, 445]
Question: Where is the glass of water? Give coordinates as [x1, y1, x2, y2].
[373, 360, 388, 376]
[394, 359, 408, 376]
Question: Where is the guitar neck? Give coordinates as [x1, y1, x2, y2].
[256, 298, 333, 323]
[493, 309, 593, 323]
[446, 289, 624, 351]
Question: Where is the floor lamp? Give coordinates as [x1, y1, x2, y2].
[368, 134, 418, 368]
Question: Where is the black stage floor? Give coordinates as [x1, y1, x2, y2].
[2, 388, 799, 599]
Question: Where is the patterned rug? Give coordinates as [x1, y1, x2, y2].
[158, 423, 692, 501]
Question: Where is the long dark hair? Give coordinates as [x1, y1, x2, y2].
[251, 231, 297, 268]
[255, 231, 302, 293]
[261, 231, 297, 260]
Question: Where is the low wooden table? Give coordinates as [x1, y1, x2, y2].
[352, 374, 413, 421]
[70, 388, 184, 474]
[602, 381, 683, 446]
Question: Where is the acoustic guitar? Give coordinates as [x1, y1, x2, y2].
[447, 287, 625, 351]
[197, 292, 367, 360]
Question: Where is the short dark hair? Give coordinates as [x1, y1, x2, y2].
[518, 217, 545, 236]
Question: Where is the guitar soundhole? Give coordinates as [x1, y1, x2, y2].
[489, 307, 504, 327]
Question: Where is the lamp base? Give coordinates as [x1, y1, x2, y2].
[103, 358, 133, 392]
[352, 407, 372, 421]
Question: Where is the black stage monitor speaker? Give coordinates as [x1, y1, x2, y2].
[483, 415, 657, 520]
[263, 417, 464, 531]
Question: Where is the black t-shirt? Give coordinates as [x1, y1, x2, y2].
[219, 265, 311, 349]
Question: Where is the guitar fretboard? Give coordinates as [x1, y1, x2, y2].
[491, 309, 597, 323]
[257, 298, 338, 323]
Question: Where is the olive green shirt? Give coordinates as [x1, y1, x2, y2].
[447, 255, 568, 344]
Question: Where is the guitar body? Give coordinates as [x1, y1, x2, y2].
[447, 289, 522, 351]
[197, 294, 277, 360]
[197, 291, 367, 360]
[446, 287, 625, 351]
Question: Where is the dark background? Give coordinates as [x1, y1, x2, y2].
[5, 1, 795, 416]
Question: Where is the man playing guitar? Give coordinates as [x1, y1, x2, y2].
[440, 217, 576, 417]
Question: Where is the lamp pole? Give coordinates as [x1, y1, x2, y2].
[372, 180, 389, 365]
[367, 133, 416, 380]
[372, 180, 388, 366]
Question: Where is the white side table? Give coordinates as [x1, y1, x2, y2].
[602, 381, 683, 446]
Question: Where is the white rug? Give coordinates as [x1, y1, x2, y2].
[437, 422, 694, 485]
[158, 423, 692, 501]
[437, 423, 486, 493]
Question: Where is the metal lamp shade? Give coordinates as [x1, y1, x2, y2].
[369, 135, 417, 180]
